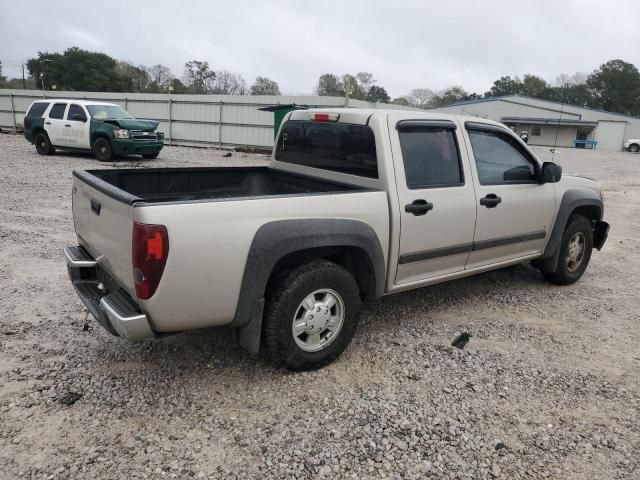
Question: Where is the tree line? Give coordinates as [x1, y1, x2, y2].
[0, 47, 281, 96]
[1, 48, 639, 116]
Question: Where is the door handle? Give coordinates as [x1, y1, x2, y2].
[45, 121, 51, 125]
[64, 124, 71, 127]
[405, 199, 434, 216]
[480, 194, 502, 208]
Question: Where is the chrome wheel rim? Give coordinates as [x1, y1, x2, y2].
[292, 289, 345, 352]
[566, 232, 586, 272]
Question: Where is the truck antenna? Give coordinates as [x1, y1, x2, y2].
[551, 83, 568, 163]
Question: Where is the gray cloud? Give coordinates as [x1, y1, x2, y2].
[1, 0, 639, 97]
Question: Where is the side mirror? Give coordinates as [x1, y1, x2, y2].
[541, 162, 562, 183]
[72, 113, 87, 122]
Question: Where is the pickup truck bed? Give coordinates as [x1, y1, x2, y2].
[79, 167, 364, 203]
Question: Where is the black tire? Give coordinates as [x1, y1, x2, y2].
[34, 132, 54, 155]
[541, 215, 593, 285]
[629, 143, 640, 153]
[93, 137, 113, 162]
[142, 152, 160, 159]
[262, 260, 361, 371]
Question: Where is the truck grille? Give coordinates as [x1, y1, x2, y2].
[130, 130, 158, 140]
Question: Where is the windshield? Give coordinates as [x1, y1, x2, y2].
[275, 120, 378, 179]
[86, 105, 133, 120]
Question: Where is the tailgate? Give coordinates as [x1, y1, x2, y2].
[72, 171, 137, 294]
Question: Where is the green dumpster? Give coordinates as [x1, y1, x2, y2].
[257, 104, 310, 139]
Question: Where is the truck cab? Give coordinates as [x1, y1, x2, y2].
[24, 99, 164, 161]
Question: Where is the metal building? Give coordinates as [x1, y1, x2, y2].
[429, 95, 640, 151]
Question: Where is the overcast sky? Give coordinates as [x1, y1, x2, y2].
[1, 0, 639, 97]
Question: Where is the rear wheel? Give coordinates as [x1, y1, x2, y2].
[93, 138, 112, 162]
[142, 152, 160, 159]
[541, 215, 593, 285]
[629, 143, 640, 153]
[34, 132, 54, 155]
[262, 260, 361, 370]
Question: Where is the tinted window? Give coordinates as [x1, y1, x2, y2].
[67, 104, 86, 121]
[468, 129, 537, 185]
[49, 103, 67, 120]
[399, 127, 462, 188]
[27, 102, 49, 118]
[275, 120, 378, 179]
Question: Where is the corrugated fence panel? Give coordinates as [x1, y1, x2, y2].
[0, 89, 413, 146]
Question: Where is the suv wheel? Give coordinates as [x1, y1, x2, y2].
[262, 260, 361, 370]
[93, 138, 113, 162]
[541, 215, 593, 285]
[34, 132, 54, 155]
[629, 143, 640, 153]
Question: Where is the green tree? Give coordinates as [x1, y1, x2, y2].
[392, 97, 410, 106]
[26, 47, 130, 92]
[430, 86, 473, 107]
[0, 61, 6, 86]
[183, 60, 216, 94]
[316, 73, 344, 96]
[366, 85, 390, 103]
[586, 59, 640, 114]
[486, 76, 522, 97]
[117, 61, 149, 92]
[521, 74, 549, 98]
[250, 76, 281, 95]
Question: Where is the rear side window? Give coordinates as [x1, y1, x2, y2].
[49, 103, 67, 120]
[275, 120, 378, 179]
[67, 104, 86, 121]
[398, 126, 463, 188]
[27, 102, 49, 118]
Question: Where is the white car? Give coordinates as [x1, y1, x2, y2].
[624, 139, 640, 153]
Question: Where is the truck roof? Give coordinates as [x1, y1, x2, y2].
[291, 107, 507, 129]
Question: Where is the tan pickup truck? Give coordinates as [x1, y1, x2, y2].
[64, 108, 609, 370]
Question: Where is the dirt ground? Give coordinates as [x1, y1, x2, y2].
[0, 133, 638, 479]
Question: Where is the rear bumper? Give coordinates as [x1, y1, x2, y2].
[64, 245, 155, 339]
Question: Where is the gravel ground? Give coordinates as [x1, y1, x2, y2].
[0, 133, 639, 480]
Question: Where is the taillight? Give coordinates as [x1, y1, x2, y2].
[309, 112, 339, 122]
[23, 116, 28, 129]
[132, 222, 169, 300]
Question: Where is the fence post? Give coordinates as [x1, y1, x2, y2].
[124, 97, 128, 111]
[168, 97, 173, 146]
[218, 101, 223, 150]
[9, 93, 17, 132]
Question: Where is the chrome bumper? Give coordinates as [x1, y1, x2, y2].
[64, 246, 155, 339]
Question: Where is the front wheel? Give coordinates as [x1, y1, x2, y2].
[93, 138, 113, 162]
[262, 260, 361, 370]
[541, 215, 593, 285]
[629, 143, 640, 153]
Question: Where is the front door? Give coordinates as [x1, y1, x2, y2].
[462, 123, 556, 269]
[64, 104, 91, 149]
[46, 102, 68, 147]
[389, 116, 477, 285]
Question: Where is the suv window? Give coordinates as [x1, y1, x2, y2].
[67, 104, 86, 122]
[468, 129, 537, 185]
[398, 127, 463, 188]
[26, 102, 49, 118]
[275, 120, 378, 179]
[49, 103, 67, 120]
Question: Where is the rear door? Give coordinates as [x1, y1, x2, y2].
[46, 102, 68, 146]
[389, 116, 477, 284]
[64, 104, 91, 149]
[463, 123, 555, 268]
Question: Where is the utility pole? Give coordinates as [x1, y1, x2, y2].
[21, 64, 25, 89]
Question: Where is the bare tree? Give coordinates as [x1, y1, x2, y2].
[183, 60, 216, 94]
[250, 76, 281, 95]
[146, 64, 174, 91]
[407, 88, 434, 109]
[211, 71, 247, 95]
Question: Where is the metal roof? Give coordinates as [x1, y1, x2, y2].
[501, 116, 598, 126]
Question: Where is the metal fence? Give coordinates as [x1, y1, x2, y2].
[0, 89, 417, 149]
